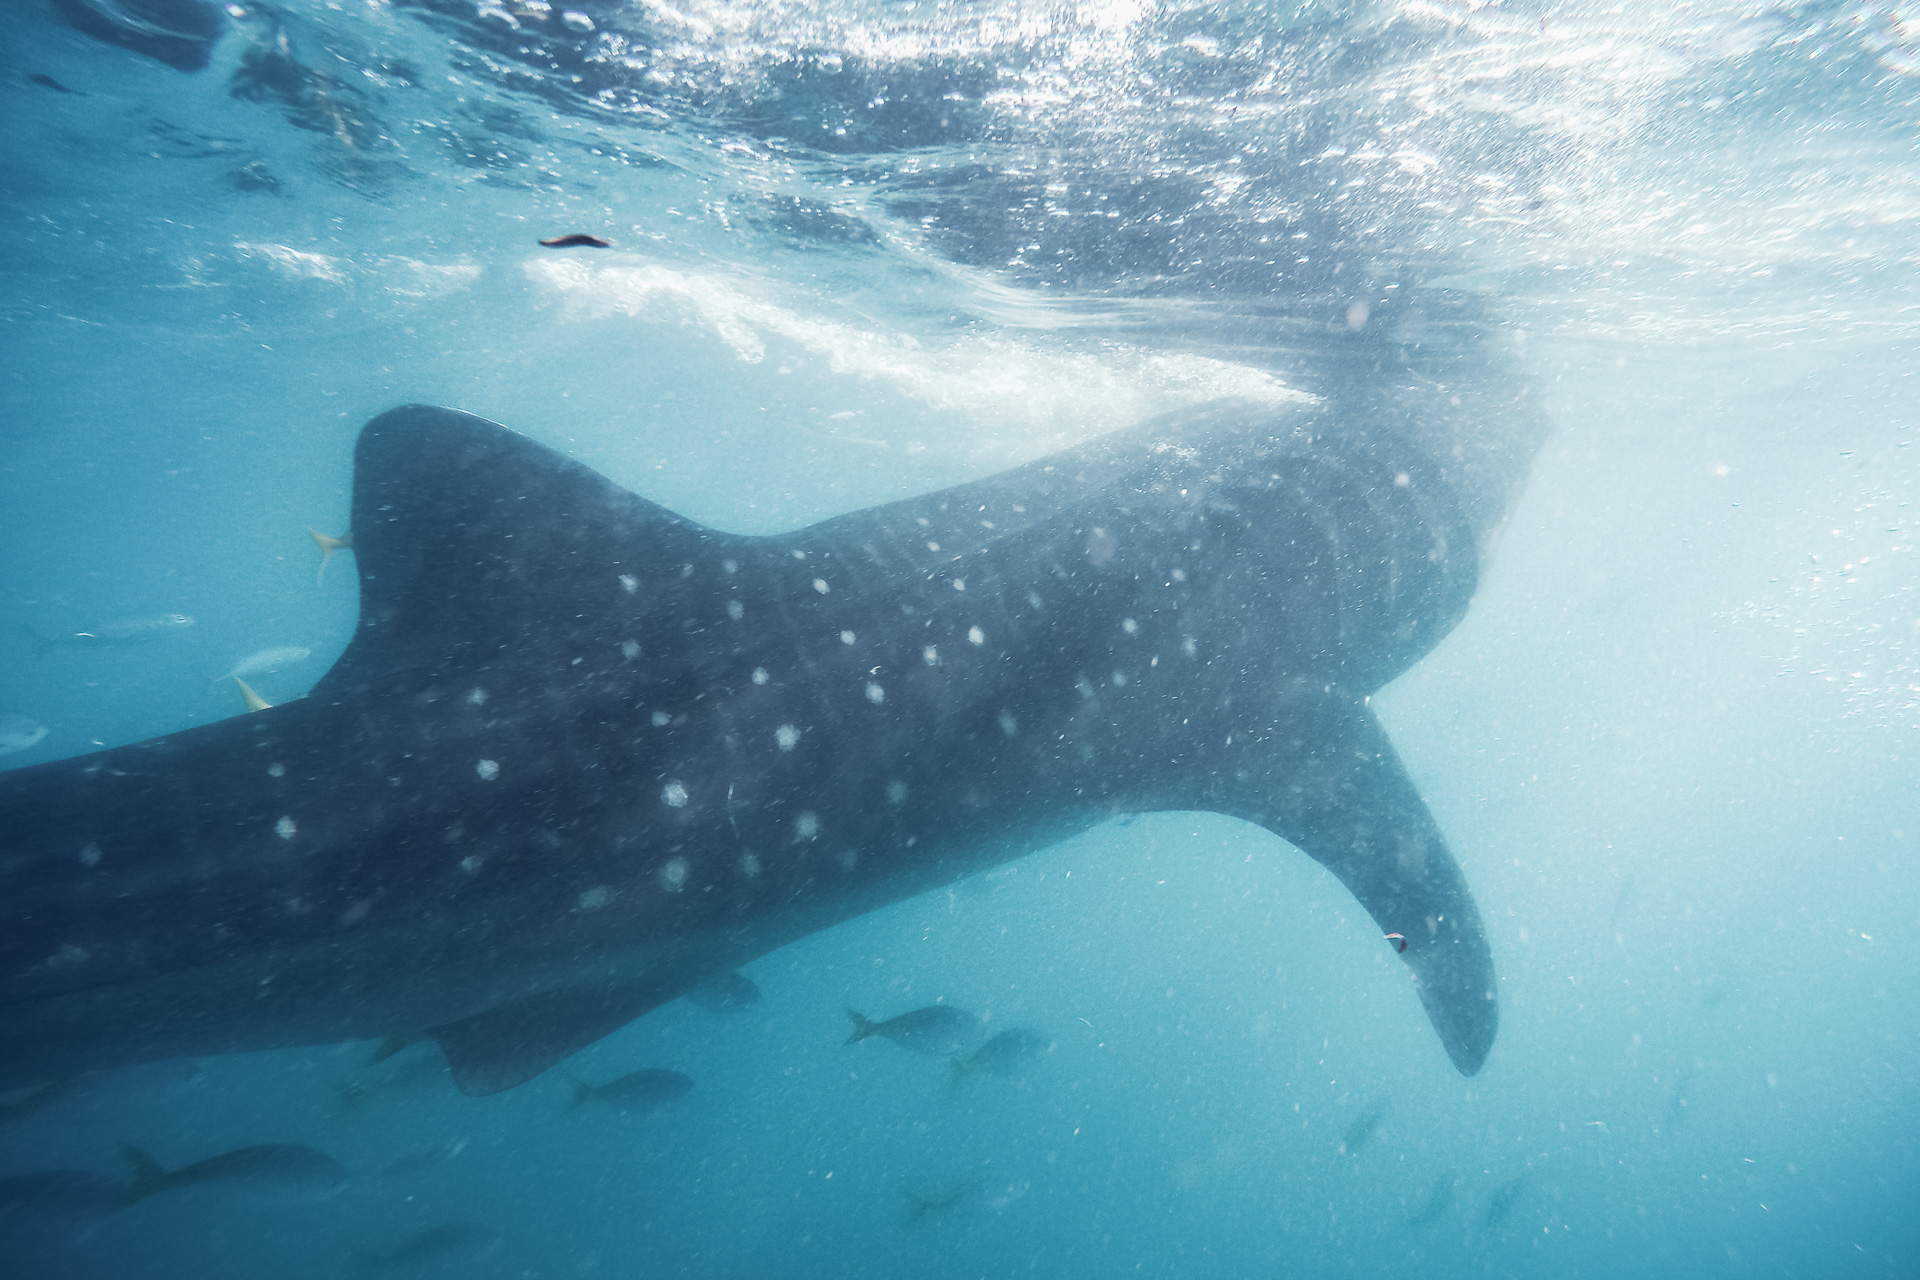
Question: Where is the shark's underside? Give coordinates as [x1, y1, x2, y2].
[0, 404, 1498, 1093]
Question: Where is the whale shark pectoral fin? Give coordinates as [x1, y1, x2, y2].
[1207, 691, 1498, 1076]
[425, 978, 679, 1096]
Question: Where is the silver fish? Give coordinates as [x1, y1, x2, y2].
[211, 645, 312, 685]
[27, 613, 194, 654]
[567, 1068, 693, 1114]
[0, 714, 48, 756]
[846, 1005, 984, 1056]
[684, 969, 761, 1014]
[951, 1027, 1048, 1085]
[350, 1222, 500, 1275]
[119, 1142, 346, 1207]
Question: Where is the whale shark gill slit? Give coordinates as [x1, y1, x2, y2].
[0, 403, 1498, 1092]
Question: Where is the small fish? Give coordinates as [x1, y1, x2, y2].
[0, 1169, 120, 1239]
[0, 1076, 81, 1126]
[350, 1222, 501, 1276]
[365, 1034, 421, 1066]
[0, 713, 49, 756]
[846, 1005, 984, 1056]
[567, 1068, 693, 1114]
[118, 1142, 347, 1208]
[379, 1139, 467, 1181]
[338, 1049, 451, 1114]
[1479, 1174, 1527, 1232]
[1339, 1102, 1386, 1155]
[212, 646, 312, 685]
[234, 678, 272, 712]
[539, 234, 611, 248]
[950, 1028, 1048, 1090]
[684, 969, 761, 1014]
[310, 528, 353, 583]
[1406, 1174, 1455, 1229]
[26, 613, 194, 655]
[900, 1180, 975, 1226]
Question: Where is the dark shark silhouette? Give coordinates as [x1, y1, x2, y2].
[0, 404, 1498, 1094]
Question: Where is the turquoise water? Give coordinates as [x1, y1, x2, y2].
[2, 1, 1917, 1276]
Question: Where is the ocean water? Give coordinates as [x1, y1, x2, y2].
[1, 1, 1916, 1277]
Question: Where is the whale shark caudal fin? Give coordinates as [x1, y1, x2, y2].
[310, 404, 723, 700]
[1181, 683, 1498, 1075]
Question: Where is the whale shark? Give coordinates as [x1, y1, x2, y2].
[0, 402, 1499, 1094]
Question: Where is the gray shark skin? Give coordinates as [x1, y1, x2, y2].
[0, 403, 1498, 1094]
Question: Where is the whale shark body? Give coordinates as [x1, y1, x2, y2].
[0, 403, 1499, 1093]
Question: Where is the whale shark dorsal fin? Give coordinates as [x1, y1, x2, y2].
[1183, 684, 1498, 1075]
[425, 977, 681, 1096]
[312, 405, 728, 697]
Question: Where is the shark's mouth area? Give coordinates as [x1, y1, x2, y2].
[0, 403, 1496, 1092]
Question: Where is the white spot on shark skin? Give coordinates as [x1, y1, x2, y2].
[276, 817, 297, 840]
[999, 711, 1018, 736]
[952, 578, 966, 591]
[622, 640, 641, 660]
[1076, 677, 1095, 699]
[722, 558, 738, 574]
[926, 541, 940, 551]
[968, 626, 985, 645]
[1111, 670, 1129, 687]
[791, 549, 806, 560]
[795, 812, 820, 839]
[476, 759, 500, 781]
[865, 683, 885, 704]
[727, 600, 745, 620]
[923, 646, 938, 665]
[576, 885, 612, 910]
[1181, 637, 1198, 657]
[466, 688, 488, 706]
[459, 856, 483, 874]
[652, 710, 671, 727]
[660, 857, 689, 891]
[915, 517, 930, 527]
[79, 843, 102, 868]
[620, 574, 639, 593]
[1026, 590, 1043, 610]
[740, 852, 762, 878]
[267, 763, 285, 778]
[836, 848, 858, 871]
[776, 724, 800, 750]
[663, 781, 689, 808]
[813, 578, 830, 595]
[840, 630, 856, 645]
[1121, 618, 1139, 635]
[1171, 568, 1187, 582]
[886, 780, 908, 805]
[751, 667, 770, 686]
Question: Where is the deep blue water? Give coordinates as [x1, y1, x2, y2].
[2, 1, 1917, 1276]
